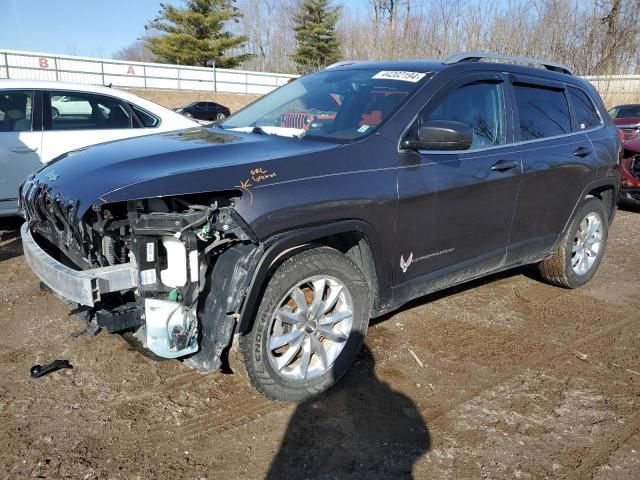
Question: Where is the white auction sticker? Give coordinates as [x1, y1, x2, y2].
[372, 71, 426, 82]
[139, 269, 157, 286]
[146, 241, 155, 262]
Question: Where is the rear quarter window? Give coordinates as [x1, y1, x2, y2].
[130, 104, 160, 128]
[568, 87, 601, 130]
[514, 84, 571, 140]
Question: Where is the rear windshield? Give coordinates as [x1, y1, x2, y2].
[222, 68, 431, 141]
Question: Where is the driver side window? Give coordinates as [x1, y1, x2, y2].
[416, 81, 506, 149]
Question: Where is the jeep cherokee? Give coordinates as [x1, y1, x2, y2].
[19, 53, 621, 401]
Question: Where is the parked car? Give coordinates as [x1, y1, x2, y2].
[174, 101, 230, 121]
[608, 104, 640, 141]
[51, 94, 106, 118]
[619, 137, 640, 207]
[20, 53, 620, 402]
[0, 80, 198, 216]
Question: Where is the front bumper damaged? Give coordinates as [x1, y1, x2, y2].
[21, 223, 137, 307]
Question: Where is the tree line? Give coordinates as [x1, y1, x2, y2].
[114, 0, 640, 76]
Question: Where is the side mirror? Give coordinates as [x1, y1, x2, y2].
[403, 120, 473, 151]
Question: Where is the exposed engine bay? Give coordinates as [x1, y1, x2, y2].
[22, 187, 259, 369]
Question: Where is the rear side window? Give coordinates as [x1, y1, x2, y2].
[514, 85, 571, 140]
[0, 90, 34, 132]
[47, 92, 133, 131]
[568, 87, 601, 130]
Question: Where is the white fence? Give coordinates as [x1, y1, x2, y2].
[583, 75, 640, 95]
[0, 49, 295, 95]
[1, 49, 638, 99]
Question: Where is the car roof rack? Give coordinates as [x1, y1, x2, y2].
[444, 52, 573, 76]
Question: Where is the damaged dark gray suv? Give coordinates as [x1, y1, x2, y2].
[20, 53, 620, 401]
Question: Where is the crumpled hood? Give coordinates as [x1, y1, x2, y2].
[623, 137, 640, 153]
[614, 117, 640, 127]
[26, 127, 334, 220]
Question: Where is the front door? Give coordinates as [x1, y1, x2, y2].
[394, 73, 521, 290]
[0, 90, 43, 215]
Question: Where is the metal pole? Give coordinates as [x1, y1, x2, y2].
[143, 65, 147, 88]
[101, 61, 105, 85]
[212, 61, 216, 92]
[54, 57, 59, 81]
[3, 52, 9, 79]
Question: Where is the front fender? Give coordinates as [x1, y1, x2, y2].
[236, 219, 386, 333]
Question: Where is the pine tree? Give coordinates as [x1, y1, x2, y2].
[291, 0, 342, 74]
[144, 0, 252, 68]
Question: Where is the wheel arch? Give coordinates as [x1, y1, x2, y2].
[585, 183, 617, 221]
[552, 177, 618, 253]
[236, 220, 387, 334]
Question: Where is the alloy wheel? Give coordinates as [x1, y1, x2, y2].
[267, 275, 354, 381]
[571, 212, 603, 275]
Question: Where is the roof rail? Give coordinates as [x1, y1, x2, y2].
[444, 52, 573, 76]
[325, 61, 364, 69]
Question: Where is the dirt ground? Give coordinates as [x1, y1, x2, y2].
[0, 207, 639, 480]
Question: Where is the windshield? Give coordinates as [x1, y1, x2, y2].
[609, 105, 640, 119]
[222, 68, 431, 141]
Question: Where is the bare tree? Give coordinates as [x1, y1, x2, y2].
[113, 39, 155, 62]
[156, 0, 640, 76]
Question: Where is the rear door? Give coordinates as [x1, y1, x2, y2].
[395, 72, 521, 285]
[40, 90, 143, 162]
[0, 89, 43, 214]
[193, 102, 208, 120]
[506, 76, 597, 263]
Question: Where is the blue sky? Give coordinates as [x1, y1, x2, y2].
[1, 0, 164, 57]
[1, 0, 370, 59]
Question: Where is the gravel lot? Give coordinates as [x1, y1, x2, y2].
[0, 208, 639, 479]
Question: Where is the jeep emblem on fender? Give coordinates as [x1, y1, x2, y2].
[400, 253, 413, 273]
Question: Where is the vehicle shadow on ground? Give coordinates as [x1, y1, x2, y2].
[266, 337, 430, 480]
[0, 217, 24, 263]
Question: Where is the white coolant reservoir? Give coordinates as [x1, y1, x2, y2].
[160, 237, 187, 287]
[145, 298, 198, 358]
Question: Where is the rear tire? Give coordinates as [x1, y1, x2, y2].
[538, 197, 609, 288]
[235, 247, 369, 402]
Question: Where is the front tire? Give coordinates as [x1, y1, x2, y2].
[237, 247, 369, 402]
[538, 197, 609, 288]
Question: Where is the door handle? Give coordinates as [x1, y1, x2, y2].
[490, 160, 518, 172]
[573, 147, 592, 157]
[10, 147, 38, 153]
